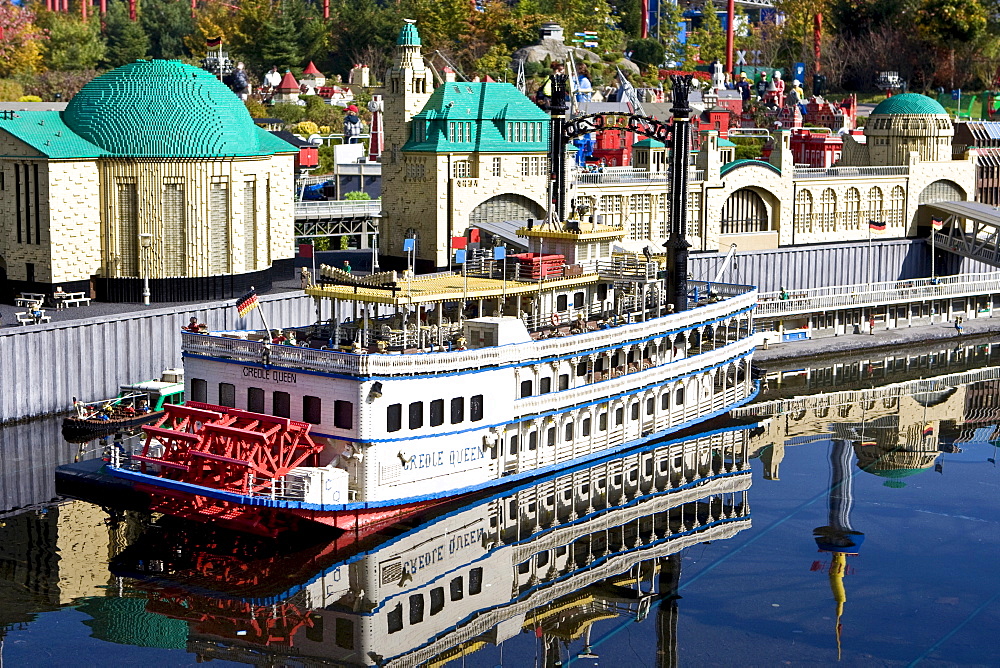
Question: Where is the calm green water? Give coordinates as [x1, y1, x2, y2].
[2, 346, 998, 667]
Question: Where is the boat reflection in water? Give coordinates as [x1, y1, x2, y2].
[111, 424, 758, 666]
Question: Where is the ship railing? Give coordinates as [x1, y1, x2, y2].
[246, 473, 310, 501]
[755, 272, 1000, 317]
[515, 338, 755, 415]
[597, 259, 659, 281]
[792, 165, 910, 179]
[183, 288, 756, 376]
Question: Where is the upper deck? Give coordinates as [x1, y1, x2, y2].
[182, 282, 756, 379]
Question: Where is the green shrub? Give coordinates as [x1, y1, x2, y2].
[0, 80, 24, 101]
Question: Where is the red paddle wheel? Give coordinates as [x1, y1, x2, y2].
[131, 402, 325, 536]
[146, 593, 313, 647]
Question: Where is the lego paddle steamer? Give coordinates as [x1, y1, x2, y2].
[103, 75, 759, 536]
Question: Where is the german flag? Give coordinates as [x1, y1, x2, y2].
[923, 423, 934, 436]
[236, 288, 259, 318]
[207, 36, 222, 48]
[860, 440, 877, 447]
[931, 217, 944, 231]
[868, 220, 886, 235]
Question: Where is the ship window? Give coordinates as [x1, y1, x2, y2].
[577, 361, 588, 376]
[335, 618, 354, 650]
[334, 400, 353, 429]
[470, 395, 483, 421]
[520, 380, 533, 397]
[247, 387, 265, 413]
[598, 284, 608, 300]
[631, 403, 640, 420]
[409, 594, 425, 624]
[615, 407, 624, 424]
[540, 377, 551, 394]
[557, 294, 568, 310]
[387, 404, 402, 432]
[430, 587, 445, 615]
[599, 413, 607, 430]
[509, 434, 518, 455]
[559, 374, 569, 390]
[306, 613, 323, 642]
[574, 292, 584, 308]
[304, 395, 322, 424]
[646, 397, 654, 415]
[219, 383, 236, 407]
[273, 391, 291, 418]
[450, 576, 464, 601]
[645, 457, 653, 476]
[451, 397, 464, 423]
[547, 427, 556, 446]
[469, 567, 483, 594]
[430, 399, 444, 426]
[409, 401, 424, 429]
[528, 431, 538, 451]
[676, 387, 685, 404]
[190, 378, 207, 403]
[582, 418, 591, 436]
[661, 392, 670, 410]
[387, 603, 403, 634]
[565, 422, 574, 440]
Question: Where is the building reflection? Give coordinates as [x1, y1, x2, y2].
[106, 426, 756, 666]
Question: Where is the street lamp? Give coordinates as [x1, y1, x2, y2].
[138, 232, 153, 305]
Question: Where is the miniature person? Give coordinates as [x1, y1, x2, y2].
[772, 70, 785, 107]
[779, 287, 789, 300]
[537, 62, 566, 108]
[343, 104, 363, 144]
[300, 267, 312, 289]
[736, 72, 751, 102]
[575, 65, 593, 103]
[197, 324, 209, 333]
[755, 71, 769, 101]
[231, 62, 250, 101]
[791, 80, 807, 115]
[342, 260, 352, 274]
[264, 65, 281, 89]
[955, 316, 964, 334]
[185, 316, 201, 332]
[869, 314, 876, 335]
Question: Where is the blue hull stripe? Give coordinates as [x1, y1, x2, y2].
[107, 382, 760, 512]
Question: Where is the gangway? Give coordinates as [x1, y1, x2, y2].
[924, 200, 1000, 268]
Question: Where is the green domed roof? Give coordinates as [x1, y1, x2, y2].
[870, 93, 947, 116]
[63, 60, 268, 158]
[397, 21, 421, 46]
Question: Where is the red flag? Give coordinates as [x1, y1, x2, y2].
[299, 243, 314, 258]
[451, 236, 467, 249]
[931, 218, 943, 231]
[469, 228, 481, 244]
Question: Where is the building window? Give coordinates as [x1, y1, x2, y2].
[163, 180, 186, 276]
[387, 403, 402, 432]
[117, 181, 139, 275]
[453, 160, 471, 178]
[794, 189, 813, 234]
[209, 181, 230, 274]
[450, 397, 464, 423]
[243, 180, 256, 271]
[303, 395, 322, 424]
[248, 387, 265, 413]
[430, 399, 444, 427]
[470, 394, 483, 421]
[190, 378, 207, 403]
[409, 401, 423, 429]
[273, 391, 291, 418]
[844, 188, 861, 230]
[219, 383, 236, 407]
[491, 157, 502, 177]
[557, 294, 568, 311]
[334, 400, 352, 429]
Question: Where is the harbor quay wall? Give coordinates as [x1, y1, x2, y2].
[0, 291, 315, 424]
[688, 238, 993, 292]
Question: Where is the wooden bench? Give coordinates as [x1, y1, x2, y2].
[53, 292, 90, 308]
[14, 298, 43, 308]
[15, 312, 50, 325]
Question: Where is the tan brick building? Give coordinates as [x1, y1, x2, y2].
[0, 60, 296, 302]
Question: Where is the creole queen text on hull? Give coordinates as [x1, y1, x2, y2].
[106, 67, 758, 536]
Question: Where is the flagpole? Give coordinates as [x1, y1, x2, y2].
[931, 225, 936, 280]
[867, 221, 873, 289]
[250, 286, 273, 343]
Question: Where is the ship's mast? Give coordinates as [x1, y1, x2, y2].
[548, 71, 570, 222]
[665, 75, 693, 312]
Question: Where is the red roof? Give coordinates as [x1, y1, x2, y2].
[278, 71, 299, 90]
[302, 61, 322, 76]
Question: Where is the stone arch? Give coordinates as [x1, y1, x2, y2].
[469, 193, 546, 228]
[721, 188, 769, 234]
[819, 188, 836, 233]
[888, 185, 906, 228]
[844, 187, 861, 230]
[867, 186, 884, 222]
[918, 179, 965, 205]
[794, 189, 813, 233]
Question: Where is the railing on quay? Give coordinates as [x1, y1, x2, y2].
[574, 167, 705, 185]
[295, 199, 382, 220]
[792, 165, 910, 179]
[182, 288, 756, 378]
[755, 272, 1000, 317]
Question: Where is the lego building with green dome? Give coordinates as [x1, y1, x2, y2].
[0, 60, 297, 301]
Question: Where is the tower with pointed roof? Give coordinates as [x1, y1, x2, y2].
[380, 21, 550, 270]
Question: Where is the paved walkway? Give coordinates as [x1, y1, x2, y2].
[756, 316, 999, 363]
